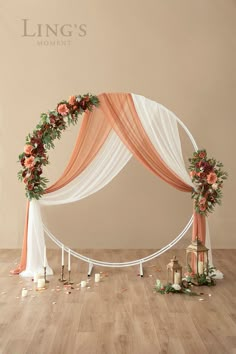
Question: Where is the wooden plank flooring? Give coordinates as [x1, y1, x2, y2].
[0, 249, 235, 354]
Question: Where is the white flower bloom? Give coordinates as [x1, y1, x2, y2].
[212, 183, 218, 190]
[156, 279, 162, 289]
[172, 284, 181, 291]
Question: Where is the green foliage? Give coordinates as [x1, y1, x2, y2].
[189, 149, 228, 216]
[18, 94, 100, 200]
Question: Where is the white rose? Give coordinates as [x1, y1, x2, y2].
[172, 284, 181, 291]
[212, 183, 218, 190]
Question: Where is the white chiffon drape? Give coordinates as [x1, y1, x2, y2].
[20, 94, 213, 277]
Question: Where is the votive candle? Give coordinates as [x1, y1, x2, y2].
[21, 288, 28, 297]
[95, 273, 100, 283]
[37, 278, 45, 288]
[81, 280, 86, 288]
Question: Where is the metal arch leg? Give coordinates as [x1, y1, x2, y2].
[139, 262, 143, 277]
[88, 262, 93, 277]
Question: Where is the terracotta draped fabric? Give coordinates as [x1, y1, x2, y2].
[100, 92, 205, 243]
[100, 93, 192, 192]
[12, 107, 112, 274]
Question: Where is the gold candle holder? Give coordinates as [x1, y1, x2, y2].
[58, 265, 66, 282]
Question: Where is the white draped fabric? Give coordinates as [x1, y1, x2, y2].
[20, 130, 132, 276]
[20, 94, 213, 277]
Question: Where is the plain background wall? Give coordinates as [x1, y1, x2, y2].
[0, 0, 235, 249]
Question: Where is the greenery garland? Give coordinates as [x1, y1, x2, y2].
[189, 149, 228, 216]
[17, 94, 99, 200]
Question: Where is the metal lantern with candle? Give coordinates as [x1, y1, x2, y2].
[167, 256, 182, 285]
[186, 238, 209, 277]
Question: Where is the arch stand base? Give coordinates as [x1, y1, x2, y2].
[87, 262, 93, 277]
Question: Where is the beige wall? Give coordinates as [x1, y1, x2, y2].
[0, 0, 235, 249]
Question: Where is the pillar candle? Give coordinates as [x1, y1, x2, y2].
[174, 272, 181, 285]
[95, 273, 100, 283]
[33, 272, 39, 283]
[62, 245, 64, 266]
[81, 280, 86, 288]
[21, 288, 28, 297]
[37, 278, 45, 288]
[198, 261, 204, 275]
[68, 249, 71, 271]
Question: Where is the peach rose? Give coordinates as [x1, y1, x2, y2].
[24, 145, 33, 155]
[68, 96, 76, 105]
[207, 172, 217, 185]
[57, 104, 69, 116]
[190, 171, 196, 177]
[24, 156, 35, 168]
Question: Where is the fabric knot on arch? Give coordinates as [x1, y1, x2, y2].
[13, 92, 210, 276]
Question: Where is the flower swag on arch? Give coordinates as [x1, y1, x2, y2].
[17, 94, 99, 200]
[189, 149, 228, 216]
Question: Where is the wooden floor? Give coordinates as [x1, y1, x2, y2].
[0, 249, 236, 354]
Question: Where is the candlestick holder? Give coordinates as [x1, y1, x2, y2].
[58, 265, 67, 282]
[64, 270, 74, 285]
[44, 266, 50, 283]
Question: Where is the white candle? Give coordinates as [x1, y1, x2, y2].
[62, 245, 64, 266]
[95, 273, 100, 283]
[43, 245, 47, 268]
[174, 272, 181, 285]
[81, 280, 86, 288]
[68, 249, 71, 271]
[21, 288, 28, 297]
[37, 278, 45, 288]
[198, 261, 204, 275]
[33, 272, 39, 283]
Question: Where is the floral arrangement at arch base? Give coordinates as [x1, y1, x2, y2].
[189, 149, 228, 216]
[17, 94, 99, 200]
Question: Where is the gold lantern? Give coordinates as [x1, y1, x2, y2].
[167, 256, 182, 285]
[186, 238, 209, 276]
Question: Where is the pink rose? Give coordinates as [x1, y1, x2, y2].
[198, 151, 206, 159]
[207, 172, 217, 185]
[57, 104, 69, 116]
[24, 145, 33, 155]
[199, 197, 206, 205]
[199, 204, 206, 212]
[68, 96, 76, 105]
[24, 156, 35, 168]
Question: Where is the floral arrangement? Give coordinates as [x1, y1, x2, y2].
[189, 149, 228, 215]
[184, 264, 216, 286]
[17, 94, 99, 200]
[154, 279, 198, 296]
